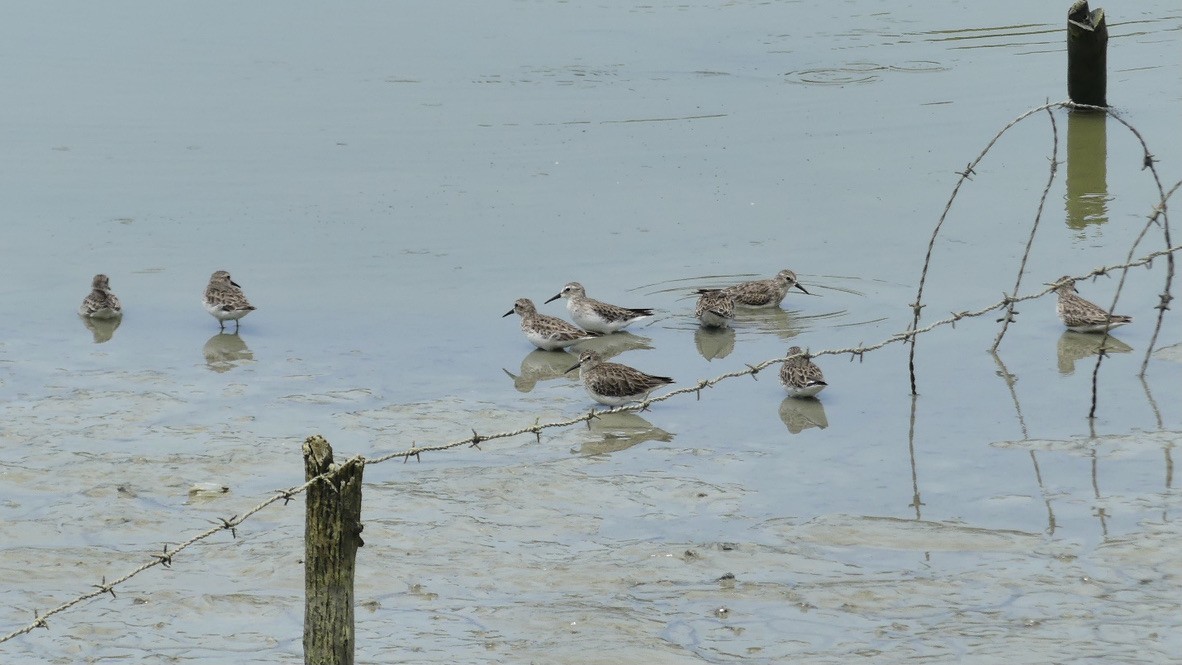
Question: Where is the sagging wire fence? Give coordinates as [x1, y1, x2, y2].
[2, 100, 1179, 648]
[908, 100, 1176, 406]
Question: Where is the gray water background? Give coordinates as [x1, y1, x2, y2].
[1, 2, 1181, 663]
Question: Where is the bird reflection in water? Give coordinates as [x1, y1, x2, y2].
[741, 306, 806, 342]
[503, 332, 655, 393]
[574, 412, 674, 456]
[81, 316, 122, 344]
[1056, 330, 1131, 375]
[779, 396, 829, 434]
[576, 330, 654, 360]
[203, 332, 254, 373]
[503, 349, 580, 393]
[693, 326, 735, 361]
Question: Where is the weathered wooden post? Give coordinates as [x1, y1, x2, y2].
[303, 435, 364, 665]
[1067, 0, 1108, 106]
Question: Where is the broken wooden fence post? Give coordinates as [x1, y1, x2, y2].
[303, 434, 364, 665]
[1067, 0, 1108, 106]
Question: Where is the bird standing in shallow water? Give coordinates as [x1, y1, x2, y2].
[697, 269, 809, 308]
[503, 298, 598, 351]
[565, 350, 673, 406]
[203, 270, 256, 331]
[694, 289, 735, 328]
[545, 282, 654, 334]
[1052, 276, 1132, 333]
[79, 274, 123, 319]
[780, 346, 827, 398]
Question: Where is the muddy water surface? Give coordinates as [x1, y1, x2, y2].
[2, 2, 1181, 663]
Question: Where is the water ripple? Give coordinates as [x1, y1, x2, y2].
[786, 61, 947, 86]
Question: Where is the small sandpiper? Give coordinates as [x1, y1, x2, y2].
[698, 269, 809, 308]
[565, 350, 673, 406]
[780, 346, 827, 398]
[545, 281, 653, 334]
[203, 270, 256, 331]
[1052, 276, 1132, 333]
[694, 289, 735, 328]
[78, 274, 123, 319]
[503, 298, 598, 351]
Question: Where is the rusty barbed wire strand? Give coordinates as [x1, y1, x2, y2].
[993, 105, 1059, 351]
[0, 474, 325, 645]
[909, 100, 1175, 396]
[1065, 104, 1176, 378]
[1138, 178, 1180, 375]
[1056, 103, 1177, 414]
[908, 101, 1060, 395]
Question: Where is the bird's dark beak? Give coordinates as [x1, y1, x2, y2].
[502, 308, 515, 318]
[564, 361, 582, 374]
[544, 293, 562, 304]
[230, 280, 242, 288]
[793, 283, 810, 295]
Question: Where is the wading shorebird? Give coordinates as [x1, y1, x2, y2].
[503, 298, 598, 351]
[78, 274, 123, 319]
[697, 269, 809, 308]
[565, 350, 673, 406]
[545, 282, 654, 334]
[780, 346, 828, 398]
[1051, 276, 1132, 333]
[694, 289, 735, 328]
[203, 270, 256, 331]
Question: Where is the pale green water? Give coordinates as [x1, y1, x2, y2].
[1, 2, 1180, 663]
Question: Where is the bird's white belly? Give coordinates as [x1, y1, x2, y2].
[205, 302, 250, 321]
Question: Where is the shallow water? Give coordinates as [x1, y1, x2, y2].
[2, 1, 1181, 662]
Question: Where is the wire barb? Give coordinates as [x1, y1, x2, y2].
[694, 379, 710, 400]
[214, 516, 239, 539]
[91, 577, 117, 600]
[153, 545, 174, 568]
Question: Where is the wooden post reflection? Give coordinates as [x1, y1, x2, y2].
[1065, 110, 1108, 231]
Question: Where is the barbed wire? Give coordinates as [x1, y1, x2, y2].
[0, 472, 322, 645]
[6, 238, 1180, 647]
[908, 99, 1175, 397]
[3, 108, 1179, 648]
[1102, 171, 1180, 383]
[992, 105, 1059, 350]
[1063, 102, 1176, 416]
